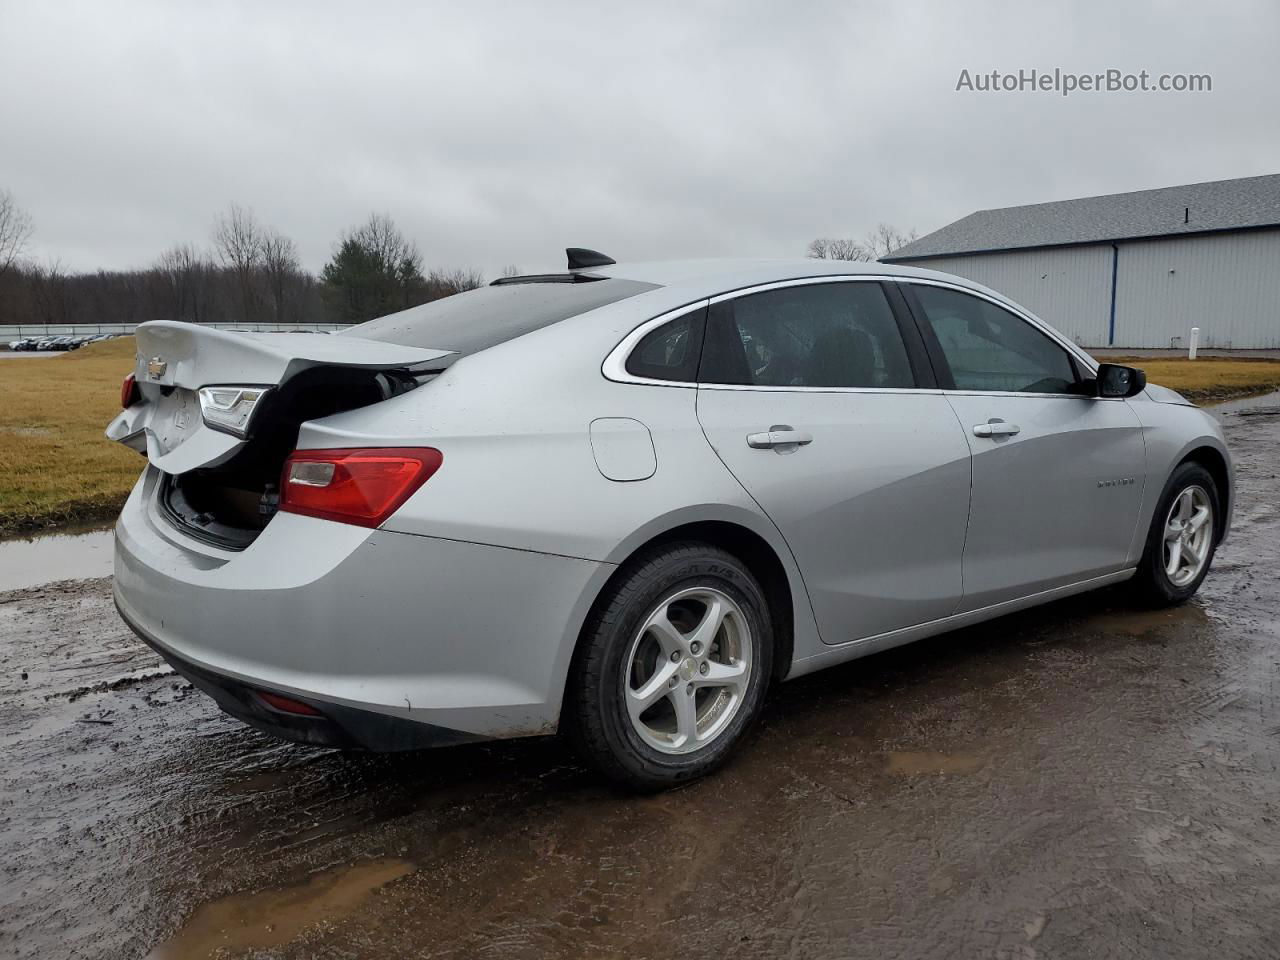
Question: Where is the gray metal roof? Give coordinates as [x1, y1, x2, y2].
[883, 173, 1280, 261]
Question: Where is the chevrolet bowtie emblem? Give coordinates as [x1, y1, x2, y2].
[147, 357, 167, 379]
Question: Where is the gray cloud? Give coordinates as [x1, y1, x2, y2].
[1, 0, 1275, 276]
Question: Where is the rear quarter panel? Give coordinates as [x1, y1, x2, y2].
[294, 303, 826, 673]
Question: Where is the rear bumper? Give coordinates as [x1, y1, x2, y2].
[118, 598, 481, 750]
[113, 467, 609, 744]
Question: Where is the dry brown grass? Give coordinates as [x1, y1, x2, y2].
[0, 338, 142, 535]
[1103, 355, 1280, 402]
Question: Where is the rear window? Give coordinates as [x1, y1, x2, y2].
[346, 278, 660, 355]
[624, 306, 706, 382]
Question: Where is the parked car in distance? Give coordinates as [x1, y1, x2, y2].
[11, 334, 106, 351]
[107, 253, 1232, 789]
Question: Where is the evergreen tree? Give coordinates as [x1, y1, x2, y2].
[320, 213, 427, 323]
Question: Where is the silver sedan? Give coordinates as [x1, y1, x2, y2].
[108, 252, 1232, 789]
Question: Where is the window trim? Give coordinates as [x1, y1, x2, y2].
[623, 304, 707, 383]
[601, 275, 1102, 397]
[898, 280, 1103, 400]
[695, 278, 927, 391]
[602, 300, 711, 388]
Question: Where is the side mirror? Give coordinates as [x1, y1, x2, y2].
[1095, 363, 1147, 399]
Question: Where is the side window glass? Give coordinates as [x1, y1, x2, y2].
[624, 307, 705, 382]
[911, 286, 1078, 394]
[699, 283, 915, 388]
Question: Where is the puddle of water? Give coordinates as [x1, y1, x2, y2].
[0, 525, 115, 591]
[147, 858, 414, 959]
[1088, 604, 1208, 637]
[1208, 389, 1280, 420]
[1024, 914, 1049, 942]
[886, 751, 984, 776]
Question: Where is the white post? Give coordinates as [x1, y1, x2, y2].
[1188, 327, 1200, 361]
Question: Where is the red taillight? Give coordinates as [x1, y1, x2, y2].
[279, 447, 443, 528]
[121, 373, 139, 409]
[256, 690, 323, 717]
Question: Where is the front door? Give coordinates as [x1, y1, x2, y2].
[694, 280, 972, 644]
[904, 281, 1147, 610]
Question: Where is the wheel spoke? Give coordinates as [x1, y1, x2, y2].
[1189, 533, 1210, 565]
[1165, 519, 1183, 541]
[1175, 490, 1193, 522]
[627, 661, 679, 719]
[1189, 506, 1211, 532]
[644, 610, 688, 658]
[696, 659, 747, 693]
[1165, 540, 1183, 576]
[688, 596, 726, 653]
[671, 686, 699, 746]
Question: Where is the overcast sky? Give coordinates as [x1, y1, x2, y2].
[2, 0, 1277, 276]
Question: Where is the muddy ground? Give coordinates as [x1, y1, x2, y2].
[2, 403, 1279, 960]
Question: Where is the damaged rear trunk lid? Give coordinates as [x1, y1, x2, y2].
[106, 321, 454, 548]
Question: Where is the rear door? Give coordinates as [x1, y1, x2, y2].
[694, 279, 972, 644]
[902, 281, 1147, 610]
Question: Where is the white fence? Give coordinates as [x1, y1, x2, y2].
[4, 322, 351, 338]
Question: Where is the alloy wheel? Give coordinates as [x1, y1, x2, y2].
[1163, 485, 1213, 588]
[623, 586, 753, 755]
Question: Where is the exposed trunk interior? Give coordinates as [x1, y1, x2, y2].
[160, 366, 424, 549]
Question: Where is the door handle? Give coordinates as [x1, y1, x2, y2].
[972, 419, 1021, 438]
[747, 427, 813, 449]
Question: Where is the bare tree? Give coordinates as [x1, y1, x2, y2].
[806, 237, 865, 261]
[1, 250, 327, 329]
[426, 267, 485, 296]
[29, 259, 73, 325]
[807, 223, 919, 262]
[353, 212, 423, 282]
[212, 204, 264, 322]
[261, 229, 301, 324]
[0, 188, 34, 280]
[499, 264, 520, 278]
[861, 222, 919, 260]
[155, 243, 212, 323]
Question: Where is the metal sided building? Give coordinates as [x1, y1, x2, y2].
[881, 174, 1280, 349]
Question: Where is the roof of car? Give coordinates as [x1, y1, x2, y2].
[592, 257, 958, 288]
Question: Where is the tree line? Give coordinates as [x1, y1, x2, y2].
[806, 223, 918, 262]
[0, 190, 485, 328]
[0, 186, 922, 329]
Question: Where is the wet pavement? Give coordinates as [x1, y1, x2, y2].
[2, 400, 1280, 959]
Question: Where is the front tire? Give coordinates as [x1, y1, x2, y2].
[567, 543, 773, 791]
[1133, 462, 1220, 606]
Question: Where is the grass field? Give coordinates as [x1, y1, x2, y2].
[1101, 355, 1280, 402]
[2, 339, 1280, 536]
[1, 337, 142, 536]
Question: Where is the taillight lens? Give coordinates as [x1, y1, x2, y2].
[279, 447, 442, 528]
[256, 690, 323, 717]
[121, 373, 140, 409]
[198, 385, 270, 438]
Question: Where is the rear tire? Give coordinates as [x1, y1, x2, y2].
[567, 542, 773, 791]
[1132, 462, 1220, 607]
